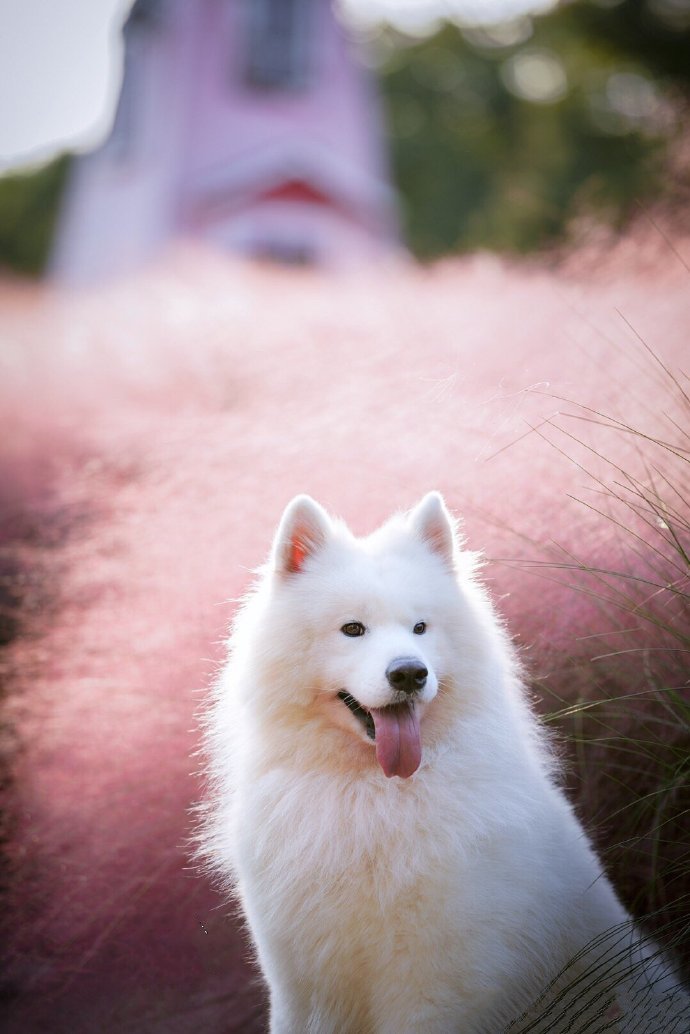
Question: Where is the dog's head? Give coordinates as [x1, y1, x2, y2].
[267, 493, 468, 779]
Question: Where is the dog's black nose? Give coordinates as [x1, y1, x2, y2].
[386, 657, 428, 695]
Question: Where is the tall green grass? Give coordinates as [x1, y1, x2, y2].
[501, 342, 690, 1028]
[555, 357, 686, 936]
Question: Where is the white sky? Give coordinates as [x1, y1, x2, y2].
[0, 0, 557, 172]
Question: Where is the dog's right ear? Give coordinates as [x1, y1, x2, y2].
[273, 495, 331, 575]
[408, 491, 457, 568]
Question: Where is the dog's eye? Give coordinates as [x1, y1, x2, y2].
[413, 621, 427, 635]
[341, 622, 366, 638]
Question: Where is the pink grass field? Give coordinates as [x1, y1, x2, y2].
[1, 232, 689, 1032]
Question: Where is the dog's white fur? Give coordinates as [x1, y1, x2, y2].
[202, 494, 687, 1033]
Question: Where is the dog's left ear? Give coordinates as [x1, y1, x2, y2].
[408, 492, 457, 568]
[273, 495, 332, 575]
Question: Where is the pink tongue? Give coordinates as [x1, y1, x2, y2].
[371, 702, 422, 779]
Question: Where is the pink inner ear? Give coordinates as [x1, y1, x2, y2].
[279, 500, 329, 574]
[425, 520, 450, 556]
[288, 534, 309, 573]
[417, 508, 454, 567]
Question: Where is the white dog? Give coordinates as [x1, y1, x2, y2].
[202, 493, 687, 1033]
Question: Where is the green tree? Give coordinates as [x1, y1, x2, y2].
[376, 1, 685, 257]
[0, 157, 70, 276]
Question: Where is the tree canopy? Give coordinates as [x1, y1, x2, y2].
[374, 0, 688, 256]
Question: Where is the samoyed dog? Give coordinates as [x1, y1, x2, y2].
[202, 493, 687, 1033]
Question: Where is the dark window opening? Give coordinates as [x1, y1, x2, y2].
[127, 0, 162, 30]
[249, 239, 316, 265]
[244, 0, 312, 90]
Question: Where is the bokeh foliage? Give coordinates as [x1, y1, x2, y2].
[375, 0, 689, 256]
[0, 157, 70, 276]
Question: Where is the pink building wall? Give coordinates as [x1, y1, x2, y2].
[51, 0, 398, 281]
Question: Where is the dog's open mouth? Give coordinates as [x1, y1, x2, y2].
[338, 691, 375, 740]
[337, 691, 422, 779]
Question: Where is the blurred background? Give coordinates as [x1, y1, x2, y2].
[1, 0, 689, 274]
[1, 3, 689, 1033]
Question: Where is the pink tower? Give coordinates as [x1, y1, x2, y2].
[51, 0, 398, 280]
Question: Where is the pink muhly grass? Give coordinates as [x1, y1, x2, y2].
[490, 341, 690, 975]
[0, 235, 688, 1030]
